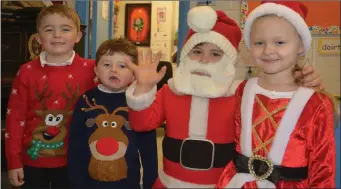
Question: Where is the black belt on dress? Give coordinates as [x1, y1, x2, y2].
[162, 135, 236, 170]
[234, 153, 308, 184]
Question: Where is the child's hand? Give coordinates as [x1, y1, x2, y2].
[8, 168, 25, 186]
[125, 49, 167, 95]
[294, 66, 324, 90]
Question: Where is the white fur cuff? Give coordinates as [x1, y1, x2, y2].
[125, 81, 157, 111]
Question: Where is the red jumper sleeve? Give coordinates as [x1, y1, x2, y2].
[5, 66, 29, 170]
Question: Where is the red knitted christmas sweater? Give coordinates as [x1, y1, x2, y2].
[5, 53, 97, 170]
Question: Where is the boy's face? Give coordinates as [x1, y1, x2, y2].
[250, 16, 304, 75]
[94, 52, 135, 91]
[37, 13, 82, 57]
[188, 43, 224, 64]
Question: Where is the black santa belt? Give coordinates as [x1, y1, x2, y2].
[235, 153, 308, 184]
[162, 135, 236, 170]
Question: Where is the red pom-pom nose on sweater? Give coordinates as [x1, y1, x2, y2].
[46, 127, 61, 136]
[96, 137, 119, 156]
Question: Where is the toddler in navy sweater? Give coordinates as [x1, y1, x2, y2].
[68, 38, 158, 189]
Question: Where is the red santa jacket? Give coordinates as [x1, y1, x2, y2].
[5, 54, 97, 170]
[127, 83, 237, 187]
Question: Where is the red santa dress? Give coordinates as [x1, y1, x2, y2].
[216, 78, 336, 188]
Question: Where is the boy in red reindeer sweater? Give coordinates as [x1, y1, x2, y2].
[5, 4, 97, 189]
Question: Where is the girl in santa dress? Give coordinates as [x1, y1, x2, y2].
[216, 1, 337, 188]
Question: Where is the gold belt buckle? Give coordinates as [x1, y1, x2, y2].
[248, 154, 274, 180]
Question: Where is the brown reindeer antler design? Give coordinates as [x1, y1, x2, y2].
[81, 95, 109, 114]
[61, 82, 80, 110]
[112, 107, 128, 115]
[36, 82, 52, 110]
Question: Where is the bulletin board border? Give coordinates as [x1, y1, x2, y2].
[240, 0, 340, 35]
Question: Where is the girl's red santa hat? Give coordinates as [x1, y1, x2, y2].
[243, 1, 312, 54]
[180, 6, 242, 62]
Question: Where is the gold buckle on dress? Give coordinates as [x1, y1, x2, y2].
[248, 155, 274, 180]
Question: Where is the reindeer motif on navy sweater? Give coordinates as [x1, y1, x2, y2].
[27, 82, 79, 160]
[82, 95, 129, 181]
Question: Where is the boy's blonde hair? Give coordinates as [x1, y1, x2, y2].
[36, 4, 81, 32]
[96, 37, 138, 66]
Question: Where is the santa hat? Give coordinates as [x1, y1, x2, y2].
[243, 1, 311, 54]
[180, 6, 242, 62]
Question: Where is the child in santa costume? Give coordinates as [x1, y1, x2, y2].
[216, 1, 336, 188]
[124, 5, 323, 188]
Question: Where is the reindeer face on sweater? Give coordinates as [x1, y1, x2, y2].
[82, 95, 129, 181]
[33, 109, 72, 143]
[82, 95, 129, 161]
[32, 82, 79, 144]
[27, 82, 79, 160]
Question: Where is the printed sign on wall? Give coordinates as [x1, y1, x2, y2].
[318, 38, 340, 55]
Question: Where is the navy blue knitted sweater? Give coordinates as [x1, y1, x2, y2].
[68, 86, 158, 189]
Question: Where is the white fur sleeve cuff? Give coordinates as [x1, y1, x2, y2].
[125, 81, 157, 111]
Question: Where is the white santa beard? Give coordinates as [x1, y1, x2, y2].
[173, 55, 236, 98]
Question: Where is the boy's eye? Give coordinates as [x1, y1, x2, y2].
[62, 28, 71, 32]
[192, 50, 201, 54]
[103, 63, 110, 67]
[212, 53, 221, 57]
[119, 64, 126, 68]
[276, 41, 285, 45]
[44, 29, 53, 32]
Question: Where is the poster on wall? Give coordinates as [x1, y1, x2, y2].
[125, 3, 151, 46]
[157, 7, 166, 23]
[240, 1, 340, 35]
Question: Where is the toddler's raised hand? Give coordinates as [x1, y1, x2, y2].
[125, 49, 167, 95]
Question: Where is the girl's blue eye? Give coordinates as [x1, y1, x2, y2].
[276, 41, 285, 45]
[119, 64, 126, 68]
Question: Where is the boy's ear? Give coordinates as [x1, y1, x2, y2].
[94, 66, 99, 77]
[36, 34, 42, 45]
[75, 31, 82, 43]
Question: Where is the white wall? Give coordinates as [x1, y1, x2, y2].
[312, 38, 340, 95]
[96, 1, 110, 50]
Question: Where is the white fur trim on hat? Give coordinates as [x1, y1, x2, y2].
[243, 2, 312, 54]
[180, 31, 238, 64]
[187, 6, 217, 33]
[125, 81, 157, 111]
